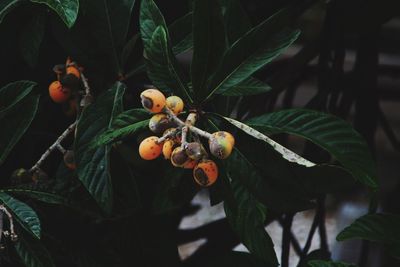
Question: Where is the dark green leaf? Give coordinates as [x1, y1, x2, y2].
[218, 77, 272, 96]
[0, 0, 23, 23]
[0, 80, 37, 115]
[204, 9, 300, 101]
[169, 12, 193, 55]
[139, 0, 167, 52]
[121, 34, 140, 68]
[142, 25, 193, 104]
[337, 213, 400, 258]
[19, 10, 45, 68]
[0, 193, 41, 239]
[0, 93, 40, 165]
[14, 233, 55, 267]
[219, 0, 252, 44]
[224, 179, 278, 266]
[246, 109, 377, 188]
[30, 0, 79, 28]
[297, 249, 331, 267]
[74, 82, 126, 212]
[308, 260, 357, 267]
[92, 109, 150, 147]
[191, 0, 227, 100]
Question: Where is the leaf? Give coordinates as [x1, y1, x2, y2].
[169, 12, 193, 55]
[224, 179, 278, 266]
[19, 10, 45, 68]
[83, 0, 136, 75]
[308, 260, 357, 267]
[14, 233, 55, 267]
[246, 109, 377, 188]
[0, 193, 41, 239]
[218, 76, 272, 96]
[203, 9, 300, 101]
[0, 80, 37, 115]
[142, 25, 193, 104]
[219, 0, 252, 44]
[209, 251, 268, 267]
[30, 0, 79, 28]
[0, 93, 40, 165]
[139, 0, 167, 51]
[337, 213, 400, 258]
[74, 82, 126, 212]
[92, 109, 150, 147]
[191, 0, 227, 100]
[0, 0, 22, 23]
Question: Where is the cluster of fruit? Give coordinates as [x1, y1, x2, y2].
[48, 57, 81, 103]
[138, 89, 235, 187]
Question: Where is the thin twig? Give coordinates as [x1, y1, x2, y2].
[181, 126, 188, 148]
[29, 122, 77, 172]
[0, 205, 17, 241]
[56, 144, 66, 154]
[281, 214, 294, 267]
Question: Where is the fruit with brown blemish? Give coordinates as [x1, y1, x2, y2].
[170, 147, 191, 167]
[49, 81, 71, 103]
[193, 160, 218, 187]
[149, 113, 173, 133]
[139, 136, 163, 160]
[166, 95, 184, 114]
[140, 89, 166, 113]
[63, 150, 76, 170]
[162, 139, 179, 159]
[185, 142, 207, 160]
[183, 159, 197, 169]
[209, 131, 235, 159]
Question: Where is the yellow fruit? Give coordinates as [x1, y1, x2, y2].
[171, 147, 190, 167]
[140, 89, 166, 113]
[193, 160, 218, 187]
[149, 113, 173, 133]
[166, 96, 184, 114]
[139, 136, 163, 160]
[49, 81, 70, 103]
[162, 139, 178, 159]
[209, 131, 235, 159]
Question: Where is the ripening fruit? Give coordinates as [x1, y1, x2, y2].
[171, 147, 191, 167]
[140, 89, 166, 113]
[166, 96, 184, 114]
[185, 142, 206, 160]
[183, 159, 197, 169]
[64, 150, 76, 170]
[193, 160, 218, 187]
[139, 136, 163, 160]
[209, 131, 235, 159]
[49, 81, 71, 103]
[149, 114, 173, 133]
[66, 66, 80, 79]
[162, 139, 178, 160]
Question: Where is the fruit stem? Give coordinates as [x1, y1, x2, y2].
[56, 144, 66, 154]
[163, 108, 212, 140]
[0, 205, 17, 242]
[29, 122, 77, 173]
[157, 128, 180, 144]
[181, 126, 188, 148]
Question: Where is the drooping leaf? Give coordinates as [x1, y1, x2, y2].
[92, 109, 150, 147]
[0, 80, 37, 116]
[74, 82, 126, 212]
[142, 25, 193, 104]
[14, 233, 55, 267]
[246, 109, 377, 188]
[203, 9, 300, 101]
[337, 213, 400, 258]
[30, 0, 79, 28]
[0, 0, 23, 23]
[308, 260, 357, 267]
[224, 179, 278, 266]
[0, 193, 40, 239]
[0, 93, 40, 165]
[219, 0, 252, 44]
[191, 0, 227, 100]
[19, 10, 45, 68]
[218, 77, 272, 96]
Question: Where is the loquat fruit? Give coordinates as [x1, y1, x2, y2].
[166, 96, 184, 115]
[66, 66, 80, 79]
[49, 81, 71, 103]
[170, 147, 191, 167]
[140, 89, 166, 113]
[193, 160, 218, 187]
[149, 113, 174, 133]
[209, 131, 235, 159]
[139, 136, 163, 160]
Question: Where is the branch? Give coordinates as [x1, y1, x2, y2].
[0, 205, 17, 242]
[29, 121, 77, 172]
